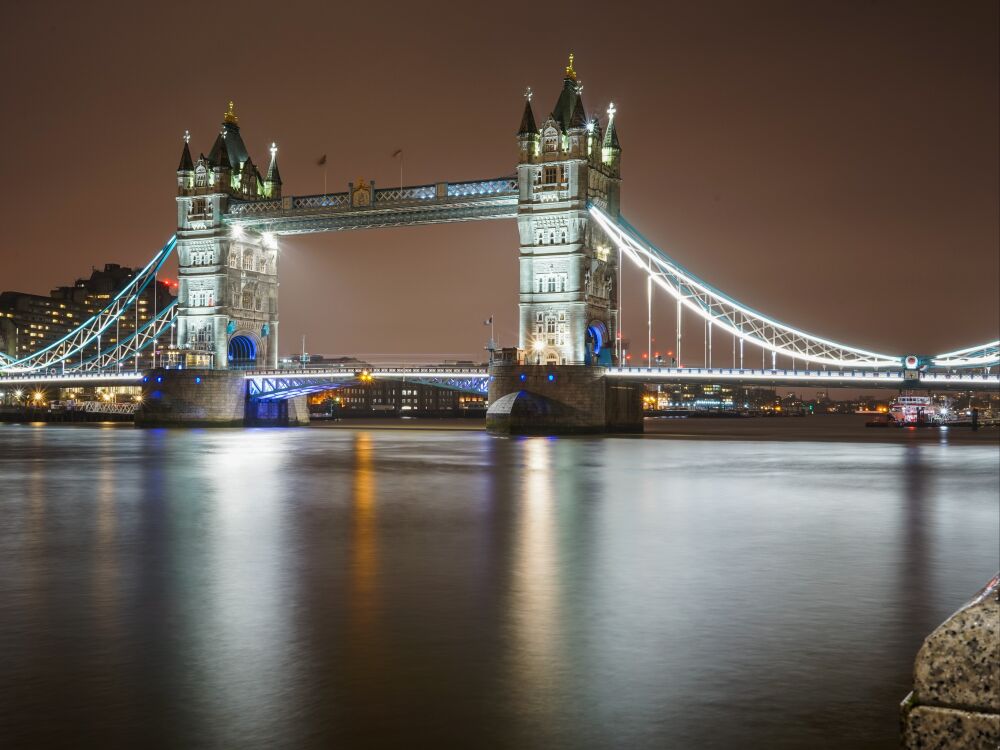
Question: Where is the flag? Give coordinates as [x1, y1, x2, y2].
[391, 149, 403, 158]
[316, 154, 327, 166]
[483, 316, 493, 325]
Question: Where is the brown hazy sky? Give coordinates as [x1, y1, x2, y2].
[1, 0, 997, 361]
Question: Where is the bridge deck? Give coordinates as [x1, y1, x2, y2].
[227, 178, 519, 234]
[3, 366, 994, 393]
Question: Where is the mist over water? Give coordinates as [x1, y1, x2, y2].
[0, 420, 997, 749]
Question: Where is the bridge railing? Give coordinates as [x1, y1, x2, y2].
[228, 178, 519, 220]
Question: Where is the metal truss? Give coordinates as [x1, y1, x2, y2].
[591, 207, 904, 368]
[82, 401, 138, 415]
[930, 341, 999, 369]
[227, 178, 518, 234]
[75, 301, 178, 372]
[0, 237, 177, 374]
[245, 367, 489, 401]
[246, 374, 361, 401]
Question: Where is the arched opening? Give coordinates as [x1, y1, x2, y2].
[586, 321, 613, 366]
[227, 334, 258, 369]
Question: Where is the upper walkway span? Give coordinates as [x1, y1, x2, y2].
[226, 178, 518, 234]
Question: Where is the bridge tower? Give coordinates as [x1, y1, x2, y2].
[174, 102, 280, 369]
[516, 54, 622, 365]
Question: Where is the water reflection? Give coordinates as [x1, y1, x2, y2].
[510, 438, 560, 696]
[350, 430, 380, 634]
[0, 423, 996, 749]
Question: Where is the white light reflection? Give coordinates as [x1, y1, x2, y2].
[510, 437, 561, 696]
[183, 429, 302, 745]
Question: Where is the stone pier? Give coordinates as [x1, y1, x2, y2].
[485, 350, 643, 435]
[135, 368, 308, 427]
[901, 574, 1000, 748]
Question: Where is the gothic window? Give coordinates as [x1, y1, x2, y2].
[195, 167, 207, 187]
[242, 291, 253, 309]
[243, 251, 254, 271]
[536, 312, 543, 322]
[544, 166, 558, 184]
[546, 318, 556, 335]
[547, 277, 556, 293]
[537, 277, 543, 293]
[535, 230, 543, 245]
[560, 230, 567, 243]
[559, 312, 566, 321]
[548, 230, 555, 244]
[559, 276, 566, 292]
[194, 324, 212, 345]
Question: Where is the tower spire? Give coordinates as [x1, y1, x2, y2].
[266, 141, 282, 195]
[177, 130, 194, 171]
[518, 87, 538, 136]
[565, 52, 577, 81]
[223, 100, 238, 125]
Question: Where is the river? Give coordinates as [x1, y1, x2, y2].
[0, 417, 997, 749]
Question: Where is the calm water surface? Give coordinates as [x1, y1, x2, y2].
[0, 419, 997, 749]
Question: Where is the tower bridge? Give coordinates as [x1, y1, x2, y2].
[1, 55, 996, 432]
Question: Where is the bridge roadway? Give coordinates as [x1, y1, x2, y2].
[1, 366, 996, 398]
[226, 178, 519, 234]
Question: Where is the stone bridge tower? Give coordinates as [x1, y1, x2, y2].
[516, 54, 622, 365]
[174, 103, 281, 369]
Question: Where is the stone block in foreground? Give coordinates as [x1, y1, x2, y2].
[901, 574, 1000, 749]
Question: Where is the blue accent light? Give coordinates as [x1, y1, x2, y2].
[547, 373, 555, 382]
[156, 375, 163, 383]
[142, 376, 148, 383]
[519, 373, 527, 382]
[195, 376, 201, 384]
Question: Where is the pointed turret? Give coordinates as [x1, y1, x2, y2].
[601, 102, 621, 176]
[550, 53, 580, 131]
[517, 87, 541, 164]
[177, 131, 194, 171]
[265, 142, 282, 198]
[518, 95, 538, 136]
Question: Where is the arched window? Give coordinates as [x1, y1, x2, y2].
[547, 277, 556, 293]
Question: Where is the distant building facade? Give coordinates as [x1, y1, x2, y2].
[0, 264, 173, 359]
[309, 380, 486, 416]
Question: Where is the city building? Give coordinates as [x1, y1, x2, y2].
[0, 264, 175, 359]
[309, 380, 486, 416]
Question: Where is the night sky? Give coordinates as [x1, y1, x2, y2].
[2, 0, 996, 362]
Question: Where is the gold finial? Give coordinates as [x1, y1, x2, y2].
[223, 101, 238, 124]
[565, 53, 577, 80]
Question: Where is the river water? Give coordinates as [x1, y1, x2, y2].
[0, 418, 997, 749]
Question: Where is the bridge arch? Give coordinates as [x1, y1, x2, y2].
[227, 331, 260, 369]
